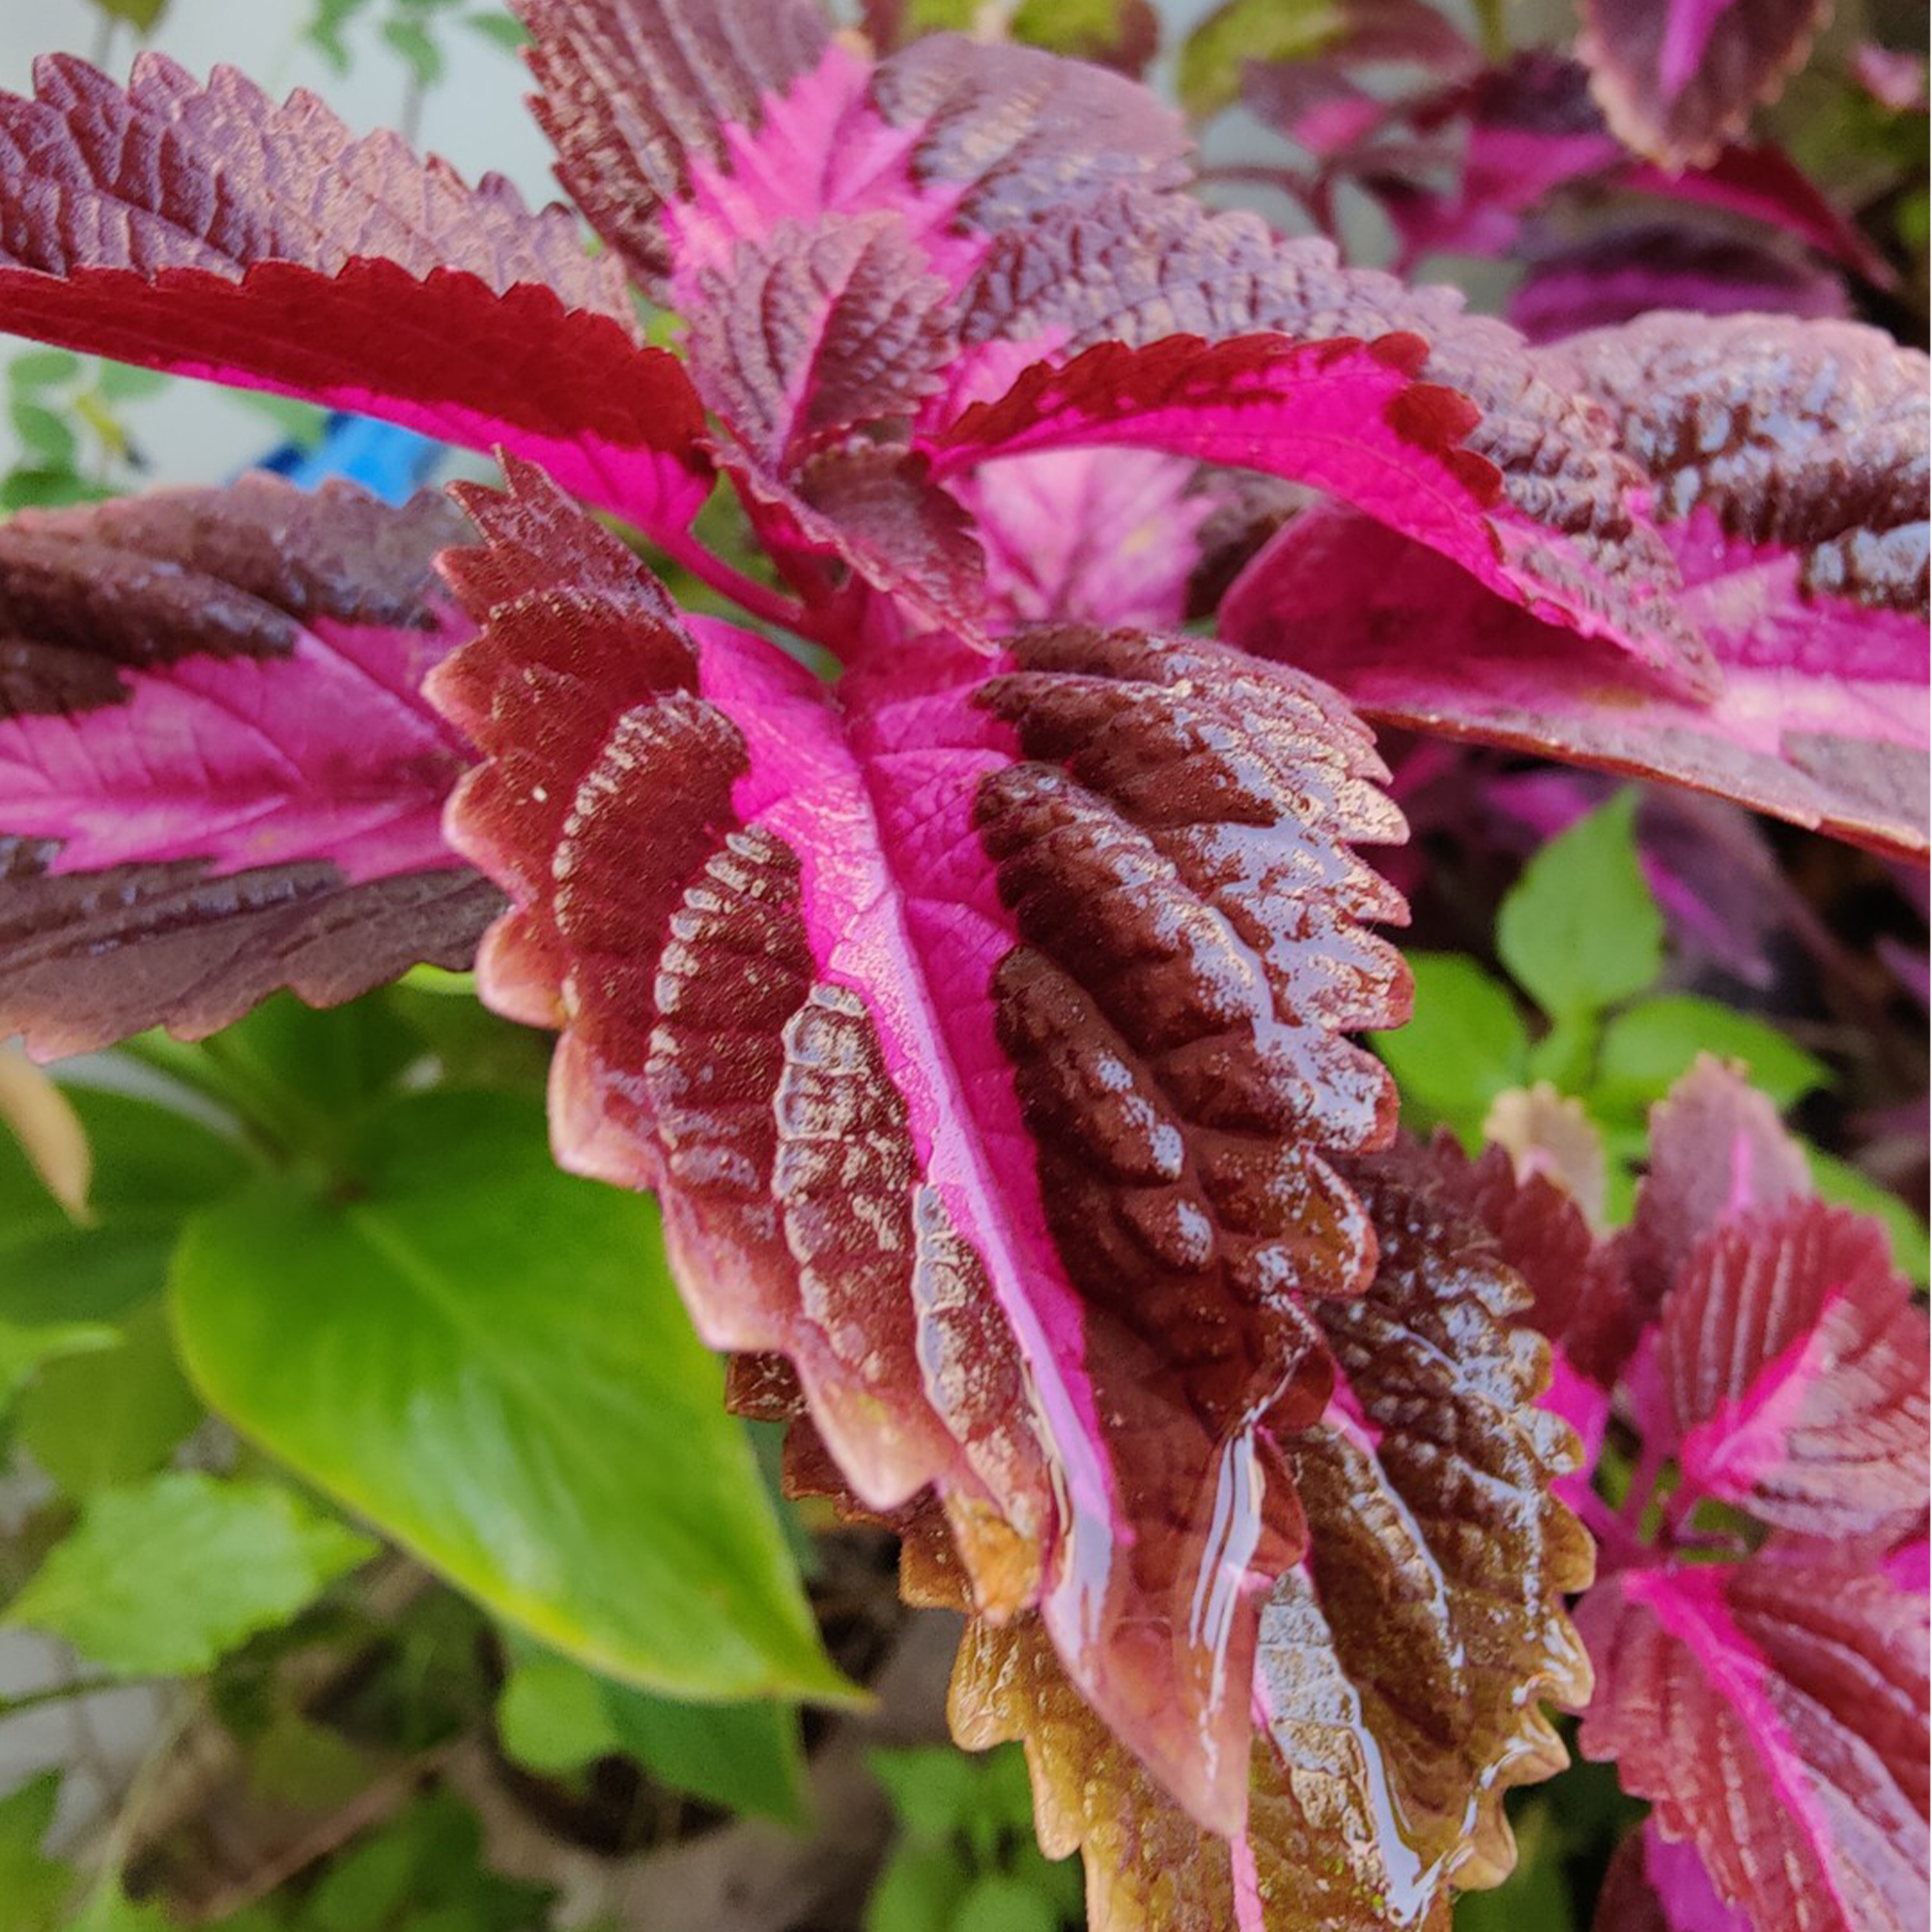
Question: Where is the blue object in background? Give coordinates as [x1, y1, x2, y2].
[253, 412, 445, 502]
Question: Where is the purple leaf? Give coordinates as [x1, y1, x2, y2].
[1578, 0, 1831, 166]
[951, 1142, 1592, 1932]
[1509, 224, 1850, 343]
[0, 477, 497, 1057]
[1658, 1199, 1929, 1541]
[0, 54, 712, 539]
[1577, 1555, 1928, 1932]
[1223, 313, 1931, 859]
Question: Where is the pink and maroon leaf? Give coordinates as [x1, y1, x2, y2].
[1657, 1199, 1929, 1542]
[952, 190, 1710, 691]
[0, 54, 712, 538]
[1223, 314, 1931, 858]
[430, 458, 1414, 1834]
[1577, 1556, 1928, 1932]
[0, 477, 497, 1057]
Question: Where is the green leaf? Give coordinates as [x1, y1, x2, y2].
[198, 993, 426, 1150]
[0, 1775, 71, 1932]
[0, 469, 104, 511]
[1178, 0, 1344, 113]
[0, 1088, 249, 1328]
[602, 1681, 809, 1826]
[1496, 790, 1662, 1020]
[0, 1319, 117, 1420]
[867, 1845, 973, 1932]
[1372, 952, 1529, 1119]
[9, 402, 77, 469]
[7, 351, 81, 394]
[93, 362, 170, 404]
[953, 1876, 1061, 1932]
[462, 12, 529, 49]
[14, 1301, 203, 1496]
[6, 1471, 371, 1676]
[85, 0, 171, 29]
[298, 1793, 549, 1932]
[382, 18, 445, 85]
[170, 1091, 850, 1703]
[496, 1650, 619, 1775]
[870, 1746, 981, 1842]
[1595, 997, 1829, 1113]
[65, 1889, 178, 1932]
[1805, 1148, 1931, 1288]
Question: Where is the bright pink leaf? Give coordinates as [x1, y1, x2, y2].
[429, 457, 1413, 1835]
[953, 190, 1712, 692]
[1223, 313, 1931, 859]
[0, 54, 712, 538]
[926, 330, 1719, 688]
[1578, 0, 1831, 165]
[0, 477, 497, 1057]
[1658, 1199, 1929, 1541]
[955, 448, 1212, 630]
[1578, 1556, 1928, 1932]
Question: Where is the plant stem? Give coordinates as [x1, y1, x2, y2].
[0, 1677, 143, 1722]
[656, 525, 810, 633]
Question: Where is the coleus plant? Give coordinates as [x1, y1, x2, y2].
[0, 2, 1924, 1927]
[1426, 1059, 1928, 1932]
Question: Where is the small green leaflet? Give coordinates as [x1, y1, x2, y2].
[0, 1776, 71, 1932]
[1497, 790, 1664, 1020]
[1372, 952, 1529, 1133]
[1595, 996, 1829, 1114]
[5, 1470, 372, 1676]
[496, 1643, 810, 1824]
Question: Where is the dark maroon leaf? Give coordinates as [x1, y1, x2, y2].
[1509, 225, 1850, 344]
[429, 458, 1415, 1835]
[952, 1141, 1592, 1929]
[0, 477, 497, 1056]
[1578, 0, 1832, 167]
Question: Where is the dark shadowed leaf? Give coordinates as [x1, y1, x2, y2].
[1578, 0, 1831, 166]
